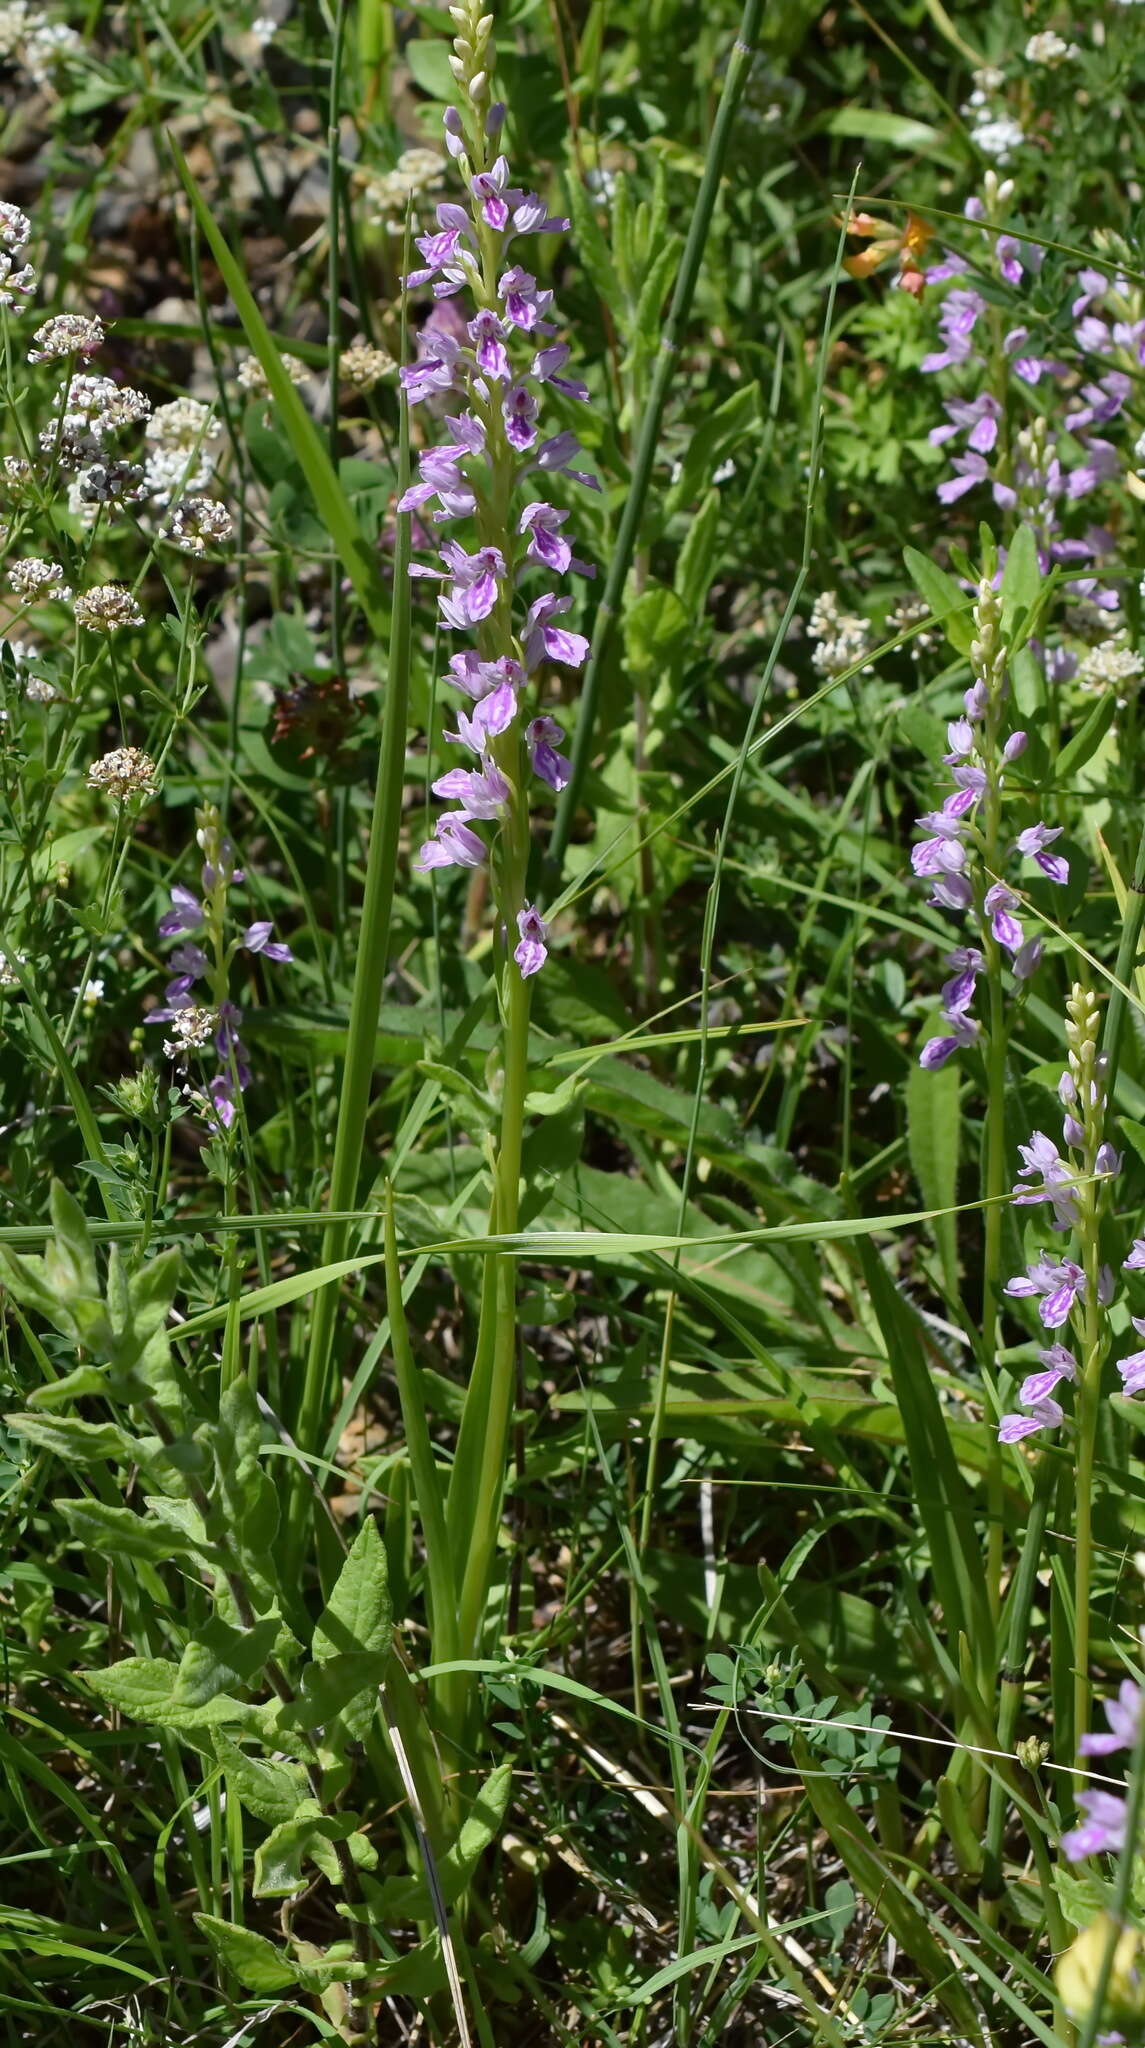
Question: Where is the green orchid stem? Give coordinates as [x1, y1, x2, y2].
[1073, 1229, 1103, 1772]
[981, 949, 1008, 1626]
[980, 1449, 1055, 1924]
[453, 958, 531, 1673]
[541, 0, 763, 886]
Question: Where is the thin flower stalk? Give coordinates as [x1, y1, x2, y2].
[397, 0, 594, 1700]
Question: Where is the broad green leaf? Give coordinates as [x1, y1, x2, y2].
[174, 1616, 281, 1707]
[405, 35, 459, 102]
[214, 1732, 311, 1825]
[313, 1519, 392, 1664]
[253, 1800, 376, 1896]
[1058, 692, 1118, 782]
[194, 1914, 298, 1993]
[822, 107, 959, 160]
[284, 1652, 389, 1732]
[214, 1377, 279, 1560]
[88, 1657, 271, 1734]
[60, 1498, 201, 1562]
[675, 488, 721, 617]
[999, 522, 1040, 640]
[623, 582, 690, 679]
[6, 1412, 133, 1463]
[903, 547, 973, 654]
[905, 1058, 960, 1301]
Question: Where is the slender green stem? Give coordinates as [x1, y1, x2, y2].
[542, 0, 763, 884]
[1073, 1221, 1103, 1770]
[980, 1450, 1055, 1918]
[454, 960, 532, 1663]
[1074, 1716, 1145, 2048]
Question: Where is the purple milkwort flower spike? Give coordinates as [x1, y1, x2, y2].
[514, 904, 549, 977]
[399, 93, 595, 995]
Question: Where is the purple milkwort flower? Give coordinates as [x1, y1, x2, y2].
[1125, 1238, 1145, 1270]
[524, 593, 590, 672]
[998, 1396, 1064, 1442]
[1063, 1790, 1130, 1861]
[414, 813, 487, 871]
[930, 392, 1001, 454]
[1117, 1317, 1145, 1398]
[920, 288, 988, 373]
[1004, 1252, 1086, 1329]
[498, 266, 553, 333]
[527, 716, 570, 791]
[1016, 822, 1069, 884]
[1012, 1131, 1080, 1231]
[1080, 1681, 1144, 1757]
[431, 759, 512, 818]
[514, 904, 549, 977]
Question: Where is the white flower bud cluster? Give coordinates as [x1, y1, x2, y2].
[87, 746, 160, 801]
[447, 0, 494, 109]
[338, 338, 396, 392]
[807, 591, 874, 677]
[235, 351, 307, 399]
[0, 5, 83, 88]
[970, 574, 1006, 697]
[143, 397, 221, 506]
[166, 497, 234, 555]
[0, 199, 35, 308]
[39, 374, 151, 466]
[74, 583, 145, 633]
[362, 149, 446, 231]
[1077, 640, 1145, 692]
[162, 1005, 218, 1060]
[1024, 30, 1079, 66]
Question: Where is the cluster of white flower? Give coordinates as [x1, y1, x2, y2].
[1024, 29, 1079, 65]
[162, 1005, 217, 1061]
[362, 148, 446, 231]
[235, 351, 308, 400]
[143, 397, 222, 506]
[0, 200, 35, 309]
[27, 312, 104, 363]
[338, 338, 396, 393]
[166, 497, 234, 555]
[1077, 641, 1145, 693]
[24, 672, 61, 703]
[960, 65, 1026, 163]
[808, 591, 874, 677]
[888, 595, 938, 660]
[74, 583, 144, 633]
[40, 374, 151, 466]
[0, 4, 83, 88]
[9, 557, 72, 603]
[0, 946, 26, 989]
[86, 746, 159, 800]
